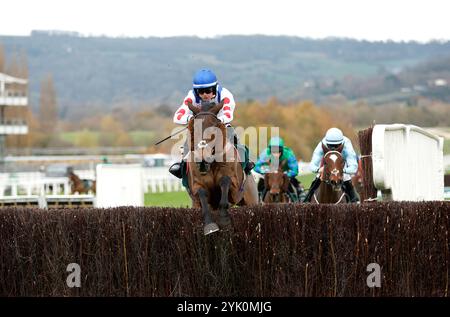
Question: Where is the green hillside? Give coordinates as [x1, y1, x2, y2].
[2, 33, 449, 118]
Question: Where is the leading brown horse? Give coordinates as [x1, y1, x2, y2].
[185, 100, 258, 235]
[308, 144, 348, 204]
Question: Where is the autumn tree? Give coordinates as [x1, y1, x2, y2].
[234, 100, 356, 160]
[99, 115, 124, 146]
[39, 74, 58, 137]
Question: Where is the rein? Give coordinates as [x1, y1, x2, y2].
[193, 112, 219, 120]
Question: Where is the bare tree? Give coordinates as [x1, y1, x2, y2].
[39, 74, 58, 135]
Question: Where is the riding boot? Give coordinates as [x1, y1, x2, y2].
[169, 162, 183, 179]
[290, 176, 303, 200]
[244, 161, 255, 174]
[257, 178, 265, 201]
[342, 180, 360, 203]
[303, 177, 322, 202]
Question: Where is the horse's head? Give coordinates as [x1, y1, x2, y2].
[186, 100, 226, 174]
[322, 150, 345, 190]
[264, 159, 289, 200]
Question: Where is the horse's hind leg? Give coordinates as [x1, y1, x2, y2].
[198, 188, 219, 235]
[218, 176, 232, 227]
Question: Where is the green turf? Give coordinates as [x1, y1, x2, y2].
[297, 173, 315, 189]
[59, 130, 155, 147]
[444, 139, 450, 156]
[144, 190, 191, 207]
[144, 173, 317, 207]
[60, 130, 99, 144]
[129, 130, 155, 146]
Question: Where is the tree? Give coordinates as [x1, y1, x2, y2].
[39, 74, 58, 135]
[99, 115, 123, 146]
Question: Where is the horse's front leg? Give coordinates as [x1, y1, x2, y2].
[218, 176, 232, 227]
[198, 188, 219, 235]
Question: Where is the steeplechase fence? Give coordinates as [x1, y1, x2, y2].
[0, 202, 448, 296]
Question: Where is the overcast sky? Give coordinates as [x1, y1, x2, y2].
[1, 0, 449, 42]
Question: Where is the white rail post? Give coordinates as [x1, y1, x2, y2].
[11, 183, 18, 196]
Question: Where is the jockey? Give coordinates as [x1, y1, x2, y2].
[168, 68, 255, 178]
[303, 127, 359, 203]
[254, 136, 304, 200]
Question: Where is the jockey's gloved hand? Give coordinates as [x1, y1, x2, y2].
[261, 166, 269, 173]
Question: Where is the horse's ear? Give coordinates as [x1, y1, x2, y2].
[321, 142, 329, 153]
[336, 143, 344, 153]
[187, 100, 200, 115]
[210, 100, 224, 115]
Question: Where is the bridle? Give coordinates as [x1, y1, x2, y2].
[189, 112, 223, 175]
[322, 150, 344, 188]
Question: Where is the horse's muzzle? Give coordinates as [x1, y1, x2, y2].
[269, 188, 281, 194]
[330, 180, 342, 191]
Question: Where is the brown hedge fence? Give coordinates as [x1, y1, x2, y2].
[0, 202, 449, 297]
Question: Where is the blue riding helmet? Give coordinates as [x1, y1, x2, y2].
[193, 69, 217, 88]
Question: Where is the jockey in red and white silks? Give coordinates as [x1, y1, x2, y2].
[173, 86, 236, 125]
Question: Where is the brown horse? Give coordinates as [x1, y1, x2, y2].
[262, 160, 291, 203]
[67, 169, 96, 194]
[185, 100, 258, 235]
[308, 144, 348, 204]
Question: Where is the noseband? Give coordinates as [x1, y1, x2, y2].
[323, 151, 344, 186]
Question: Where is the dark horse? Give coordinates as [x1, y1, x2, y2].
[185, 100, 259, 235]
[262, 160, 292, 203]
[67, 168, 96, 194]
[307, 144, 348, 204]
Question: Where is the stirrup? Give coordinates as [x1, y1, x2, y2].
[244, 161, 255, 174]
[342, 181, 359, 203]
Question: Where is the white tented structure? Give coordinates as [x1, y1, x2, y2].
[95, 164, 144, 207]
[372, 124, 444, 201]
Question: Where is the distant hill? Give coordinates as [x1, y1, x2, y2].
[1, 32, 450, 118]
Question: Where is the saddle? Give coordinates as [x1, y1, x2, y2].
[82, 179, 94, 189]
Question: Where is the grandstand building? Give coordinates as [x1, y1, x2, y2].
[0, 72, 28, 164]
